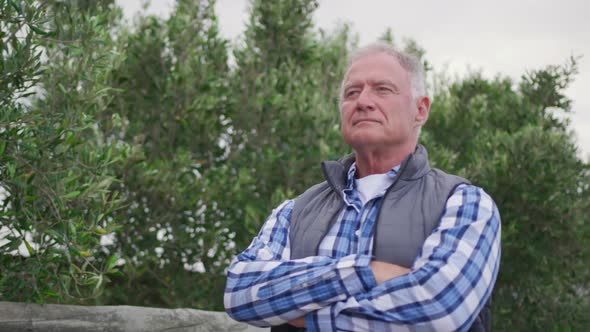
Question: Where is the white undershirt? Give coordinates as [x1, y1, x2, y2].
[354, 173, 395, 205]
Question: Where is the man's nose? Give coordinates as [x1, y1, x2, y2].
[356, 87, 375, 111]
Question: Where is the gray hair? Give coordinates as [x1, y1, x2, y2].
[340, 42, 426, 102]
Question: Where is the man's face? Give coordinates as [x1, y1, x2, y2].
[340, 52, 426, 151]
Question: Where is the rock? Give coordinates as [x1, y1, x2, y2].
[0, 301, 268, 332]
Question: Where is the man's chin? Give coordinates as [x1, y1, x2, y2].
[344, 134, 388, 149]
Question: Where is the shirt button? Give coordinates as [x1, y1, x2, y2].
[355, 230, 361, 237]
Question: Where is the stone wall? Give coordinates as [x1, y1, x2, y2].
[0, 301, 268, 332]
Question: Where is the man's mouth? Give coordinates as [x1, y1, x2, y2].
[353, 119, 380, 125]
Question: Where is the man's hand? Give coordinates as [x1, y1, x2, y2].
[288, 317, 306, 328]
[370, 261, 410, 284]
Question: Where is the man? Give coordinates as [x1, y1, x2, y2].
[224, 42, 501, 332]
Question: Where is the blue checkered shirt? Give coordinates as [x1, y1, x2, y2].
[224, 163, 501, 331]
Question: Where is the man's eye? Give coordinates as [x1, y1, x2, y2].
[345, 90, 359, 98]
[377, 86, 392, 93]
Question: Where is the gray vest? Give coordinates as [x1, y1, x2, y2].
[290, 144, 468, 266]
[272, 145, 491, 332]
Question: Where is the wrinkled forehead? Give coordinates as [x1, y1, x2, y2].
[342, 52, 409, 85]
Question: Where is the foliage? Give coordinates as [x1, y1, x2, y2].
[424, 61, 590, 330]
[94, 0, 234, 308]
[0, 0, 125, 303]
[1, 0, 588, 329]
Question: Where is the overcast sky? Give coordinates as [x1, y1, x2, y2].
[118, 0, 590, 158]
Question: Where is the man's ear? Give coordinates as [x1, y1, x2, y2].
[415, 96, 430, 127]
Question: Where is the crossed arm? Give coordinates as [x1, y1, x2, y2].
[224, 185, 501, 331]
[288, 261, 410, 328]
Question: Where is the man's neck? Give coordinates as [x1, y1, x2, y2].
[354, 143, 416, 178]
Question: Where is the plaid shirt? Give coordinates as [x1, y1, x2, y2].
[224, 163, 501, 331]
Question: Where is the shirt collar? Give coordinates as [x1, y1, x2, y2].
[345, 162, 400, 190]
[341, 162, 400, 210]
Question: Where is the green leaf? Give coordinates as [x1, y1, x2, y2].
[8, 0, 22, 14]
[94, 226, 107, 235]
[28, 25, 49, 36]
[94, 274, 103, 293]
[62, 190, 81, 199]
[55, 143, 69, 155]
[70, 264, 82, 274]
[43, 290, 60, 299]
[7, 164, 16, 178]
[79, 250, 92, 258]
[64, 173, 80, 186]
[96, 178, 113, 190]
[65, 132, 76, 145]
[105, 254, 119, 271]
[45, 229, 63, 243]
[0, 141, 6, 156]
[24, 239, 34, 255]
[58, 83, 67, 94]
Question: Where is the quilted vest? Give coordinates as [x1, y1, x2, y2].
[272, 145, 490, 332]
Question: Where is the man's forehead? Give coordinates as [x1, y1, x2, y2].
[344, 53, 406, 81]
[343, 68, 405, 85]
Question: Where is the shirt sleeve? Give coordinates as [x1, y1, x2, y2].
[223, 199, 377, 327]
[307, 185, 502, 332]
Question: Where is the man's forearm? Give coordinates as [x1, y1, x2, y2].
[225, 253, 376, 327]
[286, 260, 409, 327]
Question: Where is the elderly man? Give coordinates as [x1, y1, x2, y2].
[224, 42, 501, 332]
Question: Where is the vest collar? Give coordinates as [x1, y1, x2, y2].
[321, 144, 432, 192]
